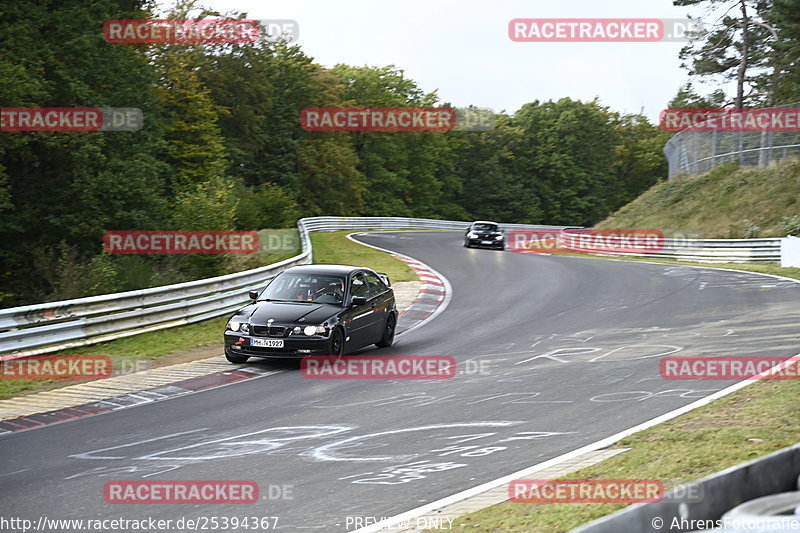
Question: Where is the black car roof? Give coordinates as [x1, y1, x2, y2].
[282, 264, 367, 276]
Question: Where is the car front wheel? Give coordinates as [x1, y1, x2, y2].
[225, 349, 250, 364]
[376, 313, 396, 348]
[328, 327, 345, 358]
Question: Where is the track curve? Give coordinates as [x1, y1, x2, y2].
[1, 231, 798, 531]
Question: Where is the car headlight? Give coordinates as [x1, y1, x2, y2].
[303, 325, 327, 336]
[467, 232, 478, 238]
[226, 319, 241, 332]
[495, 234, 503, 240]
[240, 323, 250, 334]
[292, 326, 302, 335]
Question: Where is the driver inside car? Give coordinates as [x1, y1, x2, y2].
[314, 279, 344, 304]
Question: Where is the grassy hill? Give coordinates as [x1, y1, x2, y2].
[595, 158, 800, 238]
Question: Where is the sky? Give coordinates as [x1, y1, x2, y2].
[158, 0, 705, 123]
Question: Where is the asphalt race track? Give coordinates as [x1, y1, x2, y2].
[1, 231, 798, 531]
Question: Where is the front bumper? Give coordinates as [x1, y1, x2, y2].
[224, 332, 331, 359]
[467, 238, 504, 248]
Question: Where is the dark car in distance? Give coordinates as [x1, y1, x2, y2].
[464, 220, 505, 250]
[224, 265, 397, 362]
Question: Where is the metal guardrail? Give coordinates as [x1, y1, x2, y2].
[0, 217, 566, 358]
[0, 217, 784, 358]
[572, 237, 782, 262]
[574, 442, 800, 533]
[508, 228, 782, 262]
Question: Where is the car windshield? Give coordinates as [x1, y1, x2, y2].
[258, 273, 346, 305]
[472, 223, 498, 232]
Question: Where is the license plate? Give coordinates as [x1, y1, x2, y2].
[251, 338, 284, 348]
[481, 240, 492, 244]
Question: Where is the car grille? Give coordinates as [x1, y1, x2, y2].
[252, 325, 288, 337]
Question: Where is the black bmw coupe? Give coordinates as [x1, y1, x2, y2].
[224, 264, 397, 362]
[464, 220, 505, 250]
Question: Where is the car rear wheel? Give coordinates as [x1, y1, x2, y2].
[328, 328, 345, 357]
[225, 349, 249, 364]
[376, 313, 396, 348]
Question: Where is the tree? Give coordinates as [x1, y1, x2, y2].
[508, 99, 622, 225]
[452, 117, 541, 223]
[153, 50, 230, 192]
[0, 0, 171, 305]
[171, 175, 239, 278]
[769, 0, 800, 102]
[236, 182, 300, 229]
[331, 64, 458, 217]
[674, 0, 776, 107]
[669, 82, 728, 107]
[610, 114, 671, 206]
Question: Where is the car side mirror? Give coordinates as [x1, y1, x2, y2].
[351, 296, 367, 307]
[248, 290, 259, 300]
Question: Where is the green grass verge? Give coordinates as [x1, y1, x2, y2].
[310, 230, 417, 282]
[0, 228, 415, 400]
[0, 318, 229, 400]
[594, 158, 800, 238]
[440, 380, 800, 533]
[425, 253, 800, 533]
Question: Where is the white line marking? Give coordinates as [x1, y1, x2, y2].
[310, 422, 520, 463]
[0, 468, 30, 478]
[354, 264, 800, 533]
[346, 233, 452, 337]
[354, 351, 800, 532]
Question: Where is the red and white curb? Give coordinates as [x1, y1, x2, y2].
[0, 234, 450, 435]
[0, 366, 281, 434]
[346, 233, 452, 337]
[394, 257, 449, 335]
